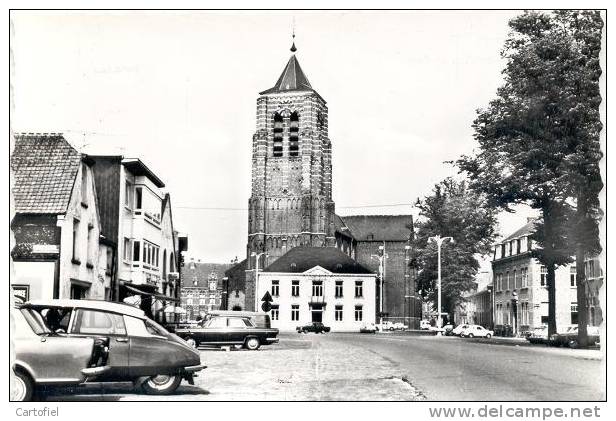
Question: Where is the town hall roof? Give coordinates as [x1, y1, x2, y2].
[263, 247, 373, 274]
[259, 55, 314, 95]
[340, 215, 414, 242]
[11, 133, 82, 214]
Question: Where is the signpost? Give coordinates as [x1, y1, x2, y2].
[261, 291, 273, 313]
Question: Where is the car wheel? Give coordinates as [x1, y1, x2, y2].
[186, 338, 197, 348]
[141, 374, 182, 395]
[389, 327, 394, 331]
[568, 339, 579, 349]
[468, 333, 474, 338]
[245, 337, 261, 350]
[486, 333, 492, 339]
[13, 370, 33, 402]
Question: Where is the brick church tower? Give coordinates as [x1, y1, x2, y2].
[246, 41, 336, 273]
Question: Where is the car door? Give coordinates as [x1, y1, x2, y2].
[199, 316, 227, 343]
[70, 308, 130, 379]
[227, 317, 250, 343]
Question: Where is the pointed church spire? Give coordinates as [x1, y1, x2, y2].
[290, 20, 297, 53]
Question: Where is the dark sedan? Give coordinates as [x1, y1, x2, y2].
[297, 322, 330, 334]
[175, 315, 279, 350]
[24, 299, 204, 395]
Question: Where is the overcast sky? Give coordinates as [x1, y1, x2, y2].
[11, 11, 536, 263]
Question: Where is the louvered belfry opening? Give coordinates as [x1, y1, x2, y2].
[289, 111, 299, 157]
[273, 112, 284, 157]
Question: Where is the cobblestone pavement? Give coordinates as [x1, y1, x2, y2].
[37, 332, 603, 401]
[38, 333, 426, 401]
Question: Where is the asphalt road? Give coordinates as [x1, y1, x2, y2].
[332, 333, 605, 401]
[37, 332, 605, 401]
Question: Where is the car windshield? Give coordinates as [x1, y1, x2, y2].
[20, 308, 52, 335]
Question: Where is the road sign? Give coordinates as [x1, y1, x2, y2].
[261, 301, 272, 312]
[261, 291, 273, 303]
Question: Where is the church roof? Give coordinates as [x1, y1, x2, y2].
[259, 55, 314, 95]
[263, 247, 373, 274]
[340, 215, 414, 242]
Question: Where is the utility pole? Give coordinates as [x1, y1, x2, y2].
[428, 235, 454, 334]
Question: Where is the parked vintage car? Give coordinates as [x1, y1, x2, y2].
[296, 322, 330, 334]
[359, 323, 377, 334]
[23, 299, 204, 395]
[420, 320, 431, 330]
[526, 325, 548, 344]
[176, 315, 279, 350]
[12, 305, 110, 401]
[460, 325, 493, 338]
[443, 323, 455, 335]
[549, 325, 601, 348]
[451, 324, 470, 336]
[207, 310, 271, 328]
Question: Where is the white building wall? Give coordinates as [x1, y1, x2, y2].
[257, 271, 376, 332]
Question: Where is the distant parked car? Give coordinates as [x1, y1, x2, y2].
[550, 325, 600, 348]
[177, 315, 279, 350]
[23, 299, 204, 395]
[392, 322, 408, 330]
[297, 322, 330, 334]
[12, 305, 110, 401]
[420, 320, 431, 330]
[443, 324, 455, 336]
[207, 310, 271, 328]
[451, 324, 470, 336]
[526, 326, 548, 344]
[359, 323, 377, 334]
[460, 325, 493, 338]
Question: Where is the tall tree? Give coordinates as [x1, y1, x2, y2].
[457, 10, 603, 339]
[413, 178, 498, 318]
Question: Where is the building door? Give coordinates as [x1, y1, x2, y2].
[312, 310, 322, 323]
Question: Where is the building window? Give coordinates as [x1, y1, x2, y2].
[72, 218, 80, 263]
[335, 280, 343, 298]
[291, 280, 299, 297]
[335, 305, 343, 321]
[312, 281, 323, 297]
[87, 224, 94, 267]
[571, 303, 578, 324]
[513, 270, 517, 289]
[291, 304, 299, 321]
[271, 305, 279, 321]
[123, 238, 131, 261]
[199, 298, 205, 305]
[135, 186, 143, 210]
[209, 281, 217, 291]
[516, 239, 521, 254]
[187, 298, 193, 305]
[106, 247, 113, 272]
[70, 283, 89, 299]
[273, 113, 283, 157]
[133, 240, 141, 262]
[289, 111, 299, 157]
[142, 241, 160, 268]
[124, 180, 133, 209]
[355, 281, 363, 298]
[501, 244, 506, 258]
[570, 266, 577, 287]
[271, 280, 280, 297]
[81, 164, 88, 205]
[521, 267, 528, 287]
[505, 271, 510, 290]
[540, 266, 547, 287]
[354, 305, 363, 321]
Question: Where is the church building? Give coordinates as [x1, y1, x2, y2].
[226, 39, 420, 328]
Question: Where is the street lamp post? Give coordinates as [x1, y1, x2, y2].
[251, 251, 267, 312]
[428, 235, 454, 334]
[371, 243, 388, 325]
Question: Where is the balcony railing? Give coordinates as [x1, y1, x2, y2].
[309, 295, 326, 305]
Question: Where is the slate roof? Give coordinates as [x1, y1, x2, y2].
[263, 247, 373, 274]
[183, 262, 234, 288]
[340, 215, 414, 242]
[334, 214, 354, 239]
[225, 258, 248, 291]
[11, 133, 82, 214]
[500, 219, 537, 243]
[260, 55, 314, 95]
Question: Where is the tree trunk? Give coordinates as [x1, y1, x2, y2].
[547, 263, 557, 337]
[575, 191, 589, 347]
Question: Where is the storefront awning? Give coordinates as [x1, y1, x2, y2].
[122, 283, 180, 303]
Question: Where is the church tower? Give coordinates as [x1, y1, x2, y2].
[246, 40, 336, 271]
